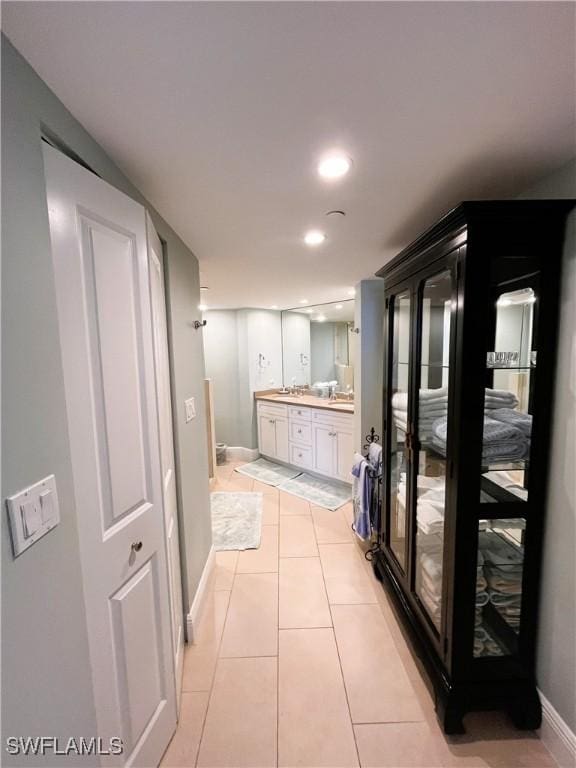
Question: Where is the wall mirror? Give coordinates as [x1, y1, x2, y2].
[281, 300, 355, 393]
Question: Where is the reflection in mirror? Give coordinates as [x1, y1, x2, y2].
[281, 300, 354, 394]
[480, 286, 536, 503]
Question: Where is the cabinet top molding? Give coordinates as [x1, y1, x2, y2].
[377, 200, 575, 284]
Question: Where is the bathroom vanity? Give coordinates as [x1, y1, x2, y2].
[255, 393, 353, 483]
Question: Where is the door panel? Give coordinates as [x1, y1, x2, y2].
[314, 425, 335, 476]
[259, 414, 277, 457]
[275, 416, 289, 462]
[43, 143, 176, 767]
[336, 430, 353, 482]
[82, 219, 148, 527]
[147, 217, 184, 709]
[111, 558, 163, 748]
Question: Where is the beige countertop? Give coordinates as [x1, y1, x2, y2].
[255, 391, 354, 414]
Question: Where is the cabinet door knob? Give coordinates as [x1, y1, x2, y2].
[298, 429, 302, 434]
[269, 419, 275, 424]
[131, 541, 143, 553]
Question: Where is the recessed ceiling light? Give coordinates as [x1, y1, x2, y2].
[335, 304, 343, 310]
[200, 286, 209, 291]
[304, 308, 314, 314]
[198, 304, 207, 311]
[347, 288, 356, 297]
[317, 314, 327, 322]
[318, 153, 352, 180]
[299, 299, 309, 304]
[270, 305, 278, 310]
[304, 230, 327, 246]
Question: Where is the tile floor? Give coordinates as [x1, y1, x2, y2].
[161, 460, 555, 768]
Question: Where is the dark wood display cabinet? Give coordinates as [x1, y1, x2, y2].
[372, 201, 574, 734]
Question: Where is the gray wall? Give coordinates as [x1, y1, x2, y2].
[354, 279, 385, 453]
[517, 159, 576, 731]
[1, 36, 212, 761]
[202, 311, 242, 446]
[203, 308, 283, 449]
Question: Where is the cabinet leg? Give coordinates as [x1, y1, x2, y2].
[436, 694, 466, 735]
[508, 687, 542, 730]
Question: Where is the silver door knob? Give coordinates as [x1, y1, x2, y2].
[131, 541, 143, 553]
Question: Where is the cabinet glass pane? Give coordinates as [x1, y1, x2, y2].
[414, 271, 452, 630]
[389, 290, 411, 569]
[481, 287, 535, 502]
[474, 520, 525, 657]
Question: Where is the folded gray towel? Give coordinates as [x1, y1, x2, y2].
[488, 408, 532, 437]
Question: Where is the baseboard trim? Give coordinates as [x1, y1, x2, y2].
[225, 446, 259, 462]
[186, 546, 215, 644]
[539, 689, 576, 768]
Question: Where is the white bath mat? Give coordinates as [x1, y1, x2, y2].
[277, 473, 352, 510]
[211, 492, 262, 551]
[235, 458, 301, 486]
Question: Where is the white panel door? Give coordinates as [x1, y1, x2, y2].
[43, 144, 176, 767]
[147, 215, 184, 713]
[336, 430, 354, 482]
[313, 424, 336, 477]
[259, 414, 277, 458]
[275, 416, 289, 462]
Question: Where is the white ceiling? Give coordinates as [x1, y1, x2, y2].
[3, 2, 575, 309]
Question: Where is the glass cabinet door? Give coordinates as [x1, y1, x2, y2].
[413, 270, 454, 631]
[388, 289, 412, 571]
[473, 280, 535, 656]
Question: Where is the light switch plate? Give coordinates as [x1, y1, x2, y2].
[6, 475, 60, 557]
[185, 397, 196, 423]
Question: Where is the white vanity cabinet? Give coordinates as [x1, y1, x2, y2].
[257, 399, 353, 483]
[257, 402, 289, 463]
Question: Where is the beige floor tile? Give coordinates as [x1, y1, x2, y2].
[354, 722, 445, 767]
[278, 628, 359, 767]
[252, 479, 280, 498]
[236, 525, 279, 573]
[332, 604, 425, 723]
[279, 490, 311, 516]
[182, 590, 231, 692]
[340, 501, 355, 528]
[197, 657, 277, 768]
[318, 543, 378, 604]
[220, 572, 278, 658]
[226, 473, 254, 491]
[212, 550, 238, 591]
[279, 557, 332, 629]
[262, 494, 280, 525]
[279, 515, 318, 557]
[438, 712, 557, 767]
[160, 692, 210, 767]
[312, 505, 354, 544]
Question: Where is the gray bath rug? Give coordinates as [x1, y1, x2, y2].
[211, 492, 263, 551]
[277, 473, 352, 510]
[235, 458, 301, 486]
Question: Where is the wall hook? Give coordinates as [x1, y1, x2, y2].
[193, 320, 207, 329]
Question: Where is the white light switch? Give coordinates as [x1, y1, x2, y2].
[6, 475, 60, 557]
[185, 397, 196, 423]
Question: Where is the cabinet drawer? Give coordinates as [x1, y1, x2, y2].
[288, 405, 312, 421]
[257, 401, 288, 418]
[289, 420, 312, 445]
[311, 408, 353, 431]
[290, 443, 313, 469]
